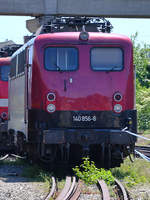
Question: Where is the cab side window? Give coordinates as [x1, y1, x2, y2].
[10, 56, 16, 77]
[0, 65, 10, 81]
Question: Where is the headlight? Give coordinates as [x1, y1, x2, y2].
[114, 92, 122, 102]
[114, 104, 122, 113]
[47, 104, 56, 113]
[1, 112, 7, 119]
[79, 31, 89, 41]
[47, 93, 56, 101]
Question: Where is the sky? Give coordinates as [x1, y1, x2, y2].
[0, 16, 150, 45]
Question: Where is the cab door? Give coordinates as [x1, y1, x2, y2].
[25, 45, 33, 124]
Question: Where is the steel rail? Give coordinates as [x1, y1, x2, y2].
[115, 179, 128, 200]
[55, 176, 81, 200]
[44, 176, 56, 200]
[135, 145, 150, 151]
[98, 180, 110, 200]
[137, 150, 150, 153]
[0, 154, 9, 161]
[56, 176, 72, 200]
[137, 150, 150, 156]
[69, 180, 82, 200]
[64, 176, 76, 200]
[10, 154, 26, 159]
[135, 146, 150, 158]
[0, 154, 26, 161]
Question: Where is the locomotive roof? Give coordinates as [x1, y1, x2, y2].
[0, 57, 10, 65]
[35, 32, 132, 48]
[11, 37, 36, 59]
[11, 32, 132, 59]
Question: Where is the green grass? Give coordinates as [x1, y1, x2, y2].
[0, 157, 26, 166]
[136, 131, 150, 146]
[111, 158, 150, 187]
[0, 157, 52, 185]
[21, 163, 53, 194]
[22, 164, 52, 182]
[73, 157, 115, 185]
[143, 129, 150, 135]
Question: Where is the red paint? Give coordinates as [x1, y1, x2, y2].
[0, 57, 10, 120]
[29, 32, 134, 113]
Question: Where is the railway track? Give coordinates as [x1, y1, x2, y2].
[0, 154, 130, 199]
[46, 176, 130, 200]
[45, 176, 81, 200]
[135, 145, 150, 158]
[114, 179, 129, 200]
[0, 153, 26, 161]
[98, 178, 129, 200]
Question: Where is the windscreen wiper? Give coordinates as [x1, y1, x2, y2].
[55, 63, 63, 73]
[110, 66, 118, 71]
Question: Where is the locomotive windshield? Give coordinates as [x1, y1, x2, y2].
[0, 65, 10, 81]
[91, 47, 123, 71]
[45, 47, 78, 71]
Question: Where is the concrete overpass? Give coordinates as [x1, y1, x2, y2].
[0, 0, 150, 18]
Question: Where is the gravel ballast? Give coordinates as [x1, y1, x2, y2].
[0, 164, 48, 200]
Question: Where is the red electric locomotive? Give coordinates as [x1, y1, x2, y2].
[8, 17, 137, 167]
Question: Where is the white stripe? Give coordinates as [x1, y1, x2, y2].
[0, 99, 8, 107]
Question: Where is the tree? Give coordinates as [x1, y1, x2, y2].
[136, 86, 150, 130]
[131, 33, 150, 130]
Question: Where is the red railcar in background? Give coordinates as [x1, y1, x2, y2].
[0, 57, 10, 122]
[0, 57, 11, 152]
[8, 17, 137, 168]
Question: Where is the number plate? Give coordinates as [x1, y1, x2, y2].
[72, 115, 96, 122]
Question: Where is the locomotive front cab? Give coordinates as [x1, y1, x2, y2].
[27, 31, 137, 167]
[6, 17, 137, 168]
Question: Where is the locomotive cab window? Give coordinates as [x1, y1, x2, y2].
[44, 47, 78, 71]
[18, 50, 25, 74]
[91, 47, 123, 71]
[0, 65, 10, 81]
[10, 57, 16, 77]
